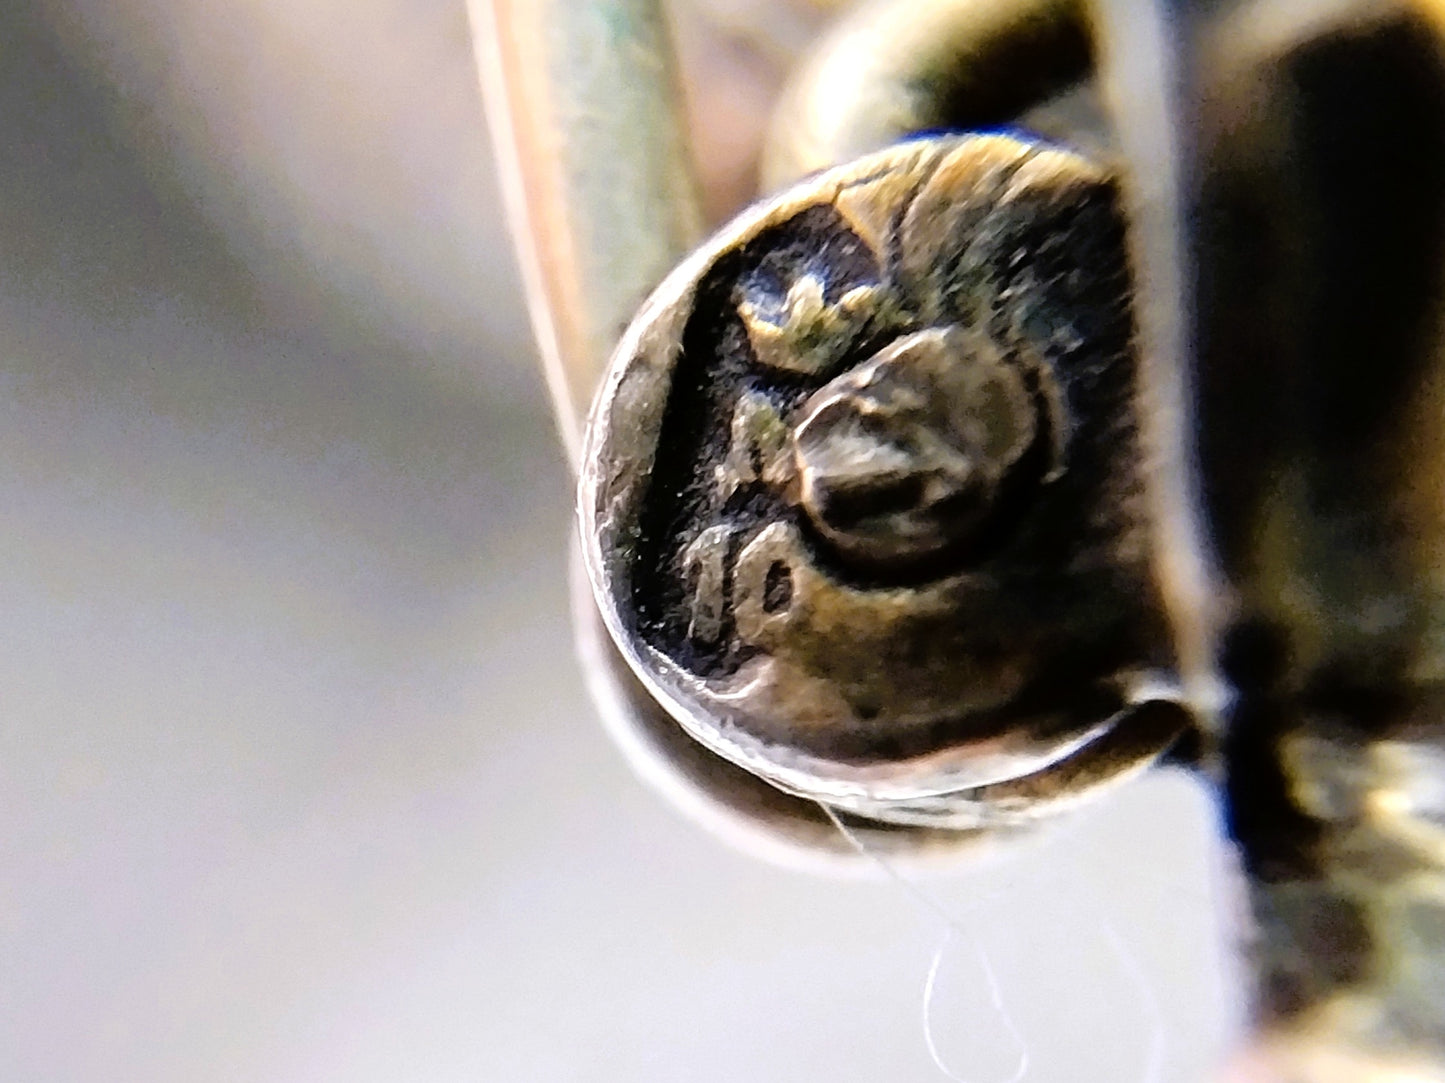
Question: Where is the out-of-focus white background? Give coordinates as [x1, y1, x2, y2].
[0, 1, 1237, 1079]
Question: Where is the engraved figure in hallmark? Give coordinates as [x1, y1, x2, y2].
[582, 135, 1182, 825]
[688, 318, 1050, 643]
[735, 272, 884, 376]
[791, 325, 1042, 569]
[681, 524, 736, 645]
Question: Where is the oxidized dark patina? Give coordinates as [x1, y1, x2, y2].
[581, 134, 1189, 827]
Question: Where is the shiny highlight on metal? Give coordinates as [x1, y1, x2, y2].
[478, 0, 1445, 1075]
[580, 133, 1190, 828]
[470, 0, 703, 460]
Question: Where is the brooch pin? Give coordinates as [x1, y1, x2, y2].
[479, 0, 1445, 1075]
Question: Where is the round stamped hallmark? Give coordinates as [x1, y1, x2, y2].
[580, 134, 1187, 827]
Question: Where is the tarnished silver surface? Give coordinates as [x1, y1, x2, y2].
[483, 0, 1445, 1075]
[760, 0, 1095, 189]
[580, 133, 1191, 829]
[570, 541, 1018, 871]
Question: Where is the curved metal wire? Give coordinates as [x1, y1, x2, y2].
[469, 0, 704, 463]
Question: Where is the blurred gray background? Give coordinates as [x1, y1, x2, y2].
[0, 1, 1237, 1079]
